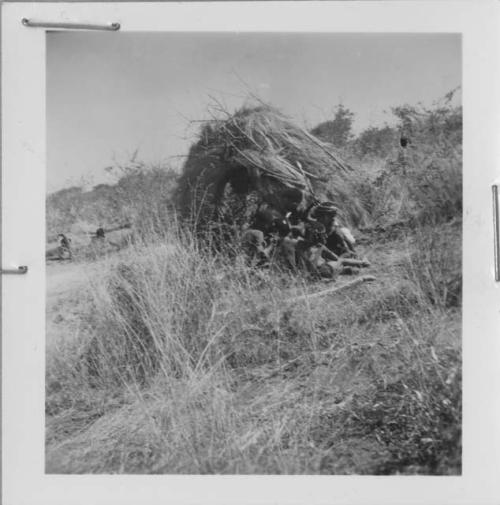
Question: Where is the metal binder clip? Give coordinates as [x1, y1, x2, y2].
[21, 18, 120, 31]
[493, 185, 500, 281]
[1, 266, 28, 275]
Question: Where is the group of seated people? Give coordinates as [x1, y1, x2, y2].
[242, 200, 370, 279]
[55, 226, 110, 261]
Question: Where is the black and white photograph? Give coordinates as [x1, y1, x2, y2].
[45, 31, 462, 475]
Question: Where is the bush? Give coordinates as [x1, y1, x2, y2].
[81, 238, 223, 386]
[345, 338, 461, 474]
[46, 162, 178, 241]
[403, 222, 462, 309]
[352, 125, 398, 159]
[349, 98, 462, 228]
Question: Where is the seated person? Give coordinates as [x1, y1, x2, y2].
[302, 221, 369, 279]
[251, 205, 287, 235]
[57, 233, 72, 260]
[95, 226, 105, 239]
[307, 201, 357, 258]
[276, 217, 305, 271]
[241, 228, 274, 266]
[326, 220, 356, 257]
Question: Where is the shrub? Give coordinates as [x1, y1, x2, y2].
[348, 97, 462, 228]
[81, 238, 222, 386]
[46, 162, 178, 240]
[403, 222, 462, 309]
[345, 337, 461, 474]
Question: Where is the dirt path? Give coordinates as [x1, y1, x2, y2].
[46, 261, 97, 349]
[47, 261, 89, 296]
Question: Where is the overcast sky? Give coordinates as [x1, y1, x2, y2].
[47, 32, 460, 193]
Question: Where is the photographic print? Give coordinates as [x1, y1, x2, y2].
[45, 32, 462, 475]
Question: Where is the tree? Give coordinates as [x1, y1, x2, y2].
[311, 104, 355, 148]
[353, 125, 397, 158]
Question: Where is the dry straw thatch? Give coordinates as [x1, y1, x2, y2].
[177, 104, 362, 228]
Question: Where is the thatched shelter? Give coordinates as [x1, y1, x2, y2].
[177, 105, 361, 230]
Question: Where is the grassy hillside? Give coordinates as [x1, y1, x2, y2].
[46, 97, 462, 474]
[47, 163, 178, 242]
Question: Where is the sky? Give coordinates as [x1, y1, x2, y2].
[47, 32, 461, 193]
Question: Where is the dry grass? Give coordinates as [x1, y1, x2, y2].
[177, 104, 365, 228]
[46, 220, 461, 474]
[46, 97, 462, 474]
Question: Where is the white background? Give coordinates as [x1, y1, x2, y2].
[2, 2, 500, 504]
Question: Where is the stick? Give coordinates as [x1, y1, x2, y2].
[284, 275, 376, 304]
[214, 275, 376, 317]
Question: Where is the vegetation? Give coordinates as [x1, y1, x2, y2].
[46, 162, 178, 242]
[177, 104, 356, 231]
[46, 93, 462, 474]
[311, 104, 355, 148]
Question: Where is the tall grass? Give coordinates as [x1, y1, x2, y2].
[339, 223, 462, 474]
[349, 99, 462, 228]
[46, 219, 461, 474]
